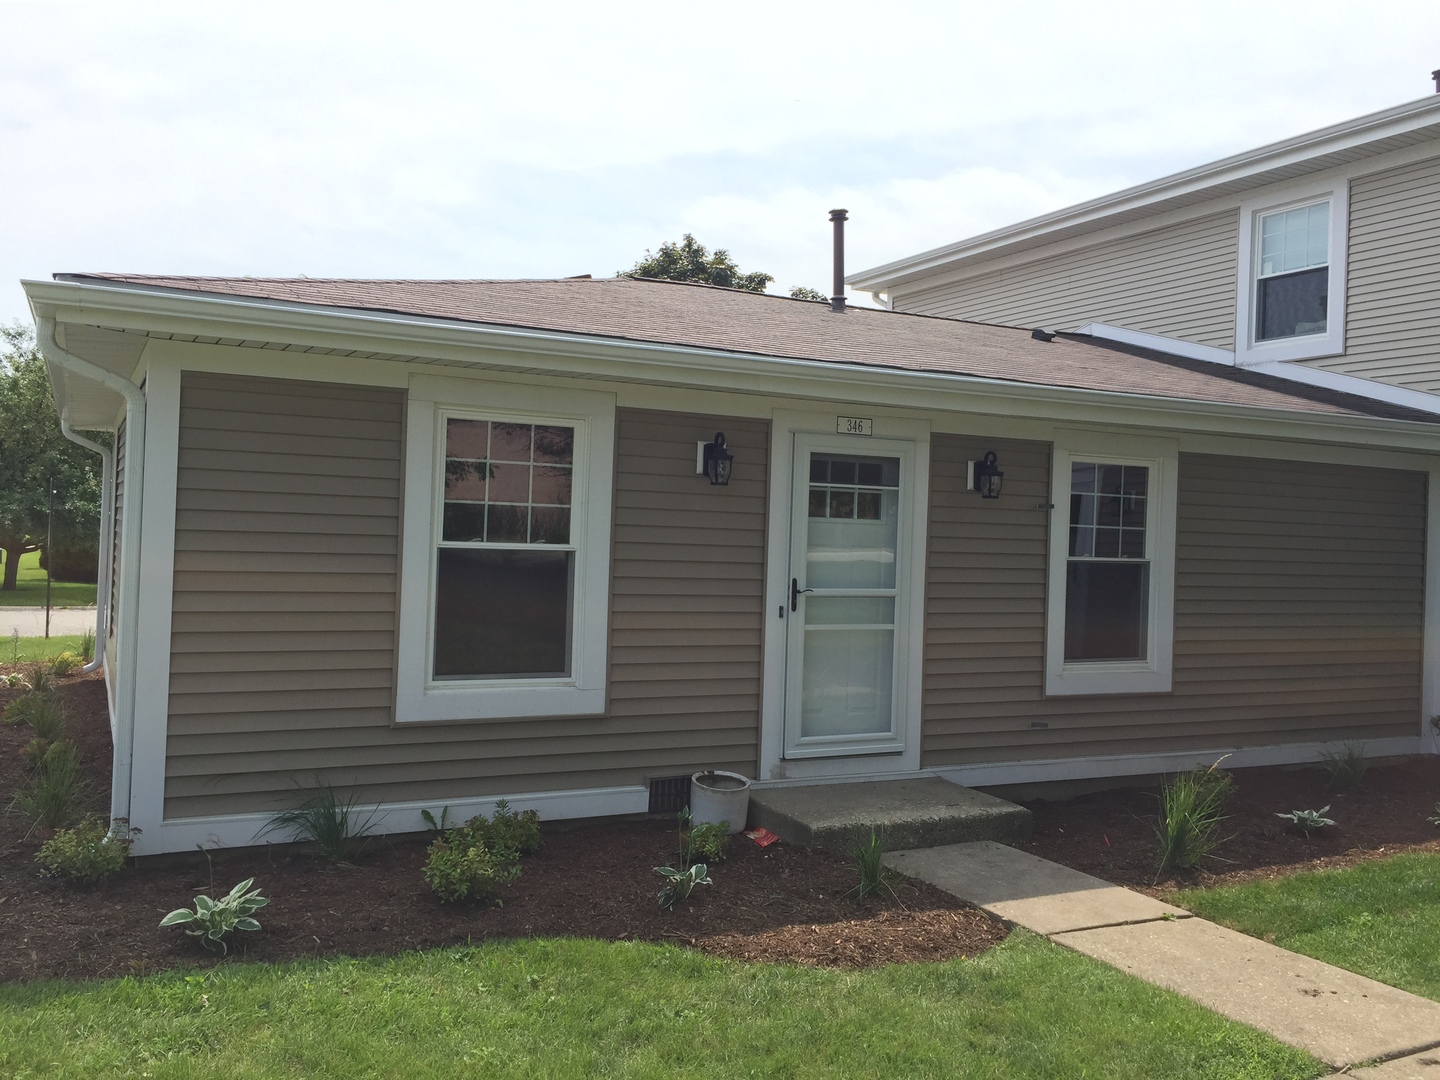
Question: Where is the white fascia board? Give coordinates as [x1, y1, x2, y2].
[1245, 360, 1440, 418]
[848, 95, 1440, 292]
[1075, 323, 1236, 366]
[21, 278, 1440, 453]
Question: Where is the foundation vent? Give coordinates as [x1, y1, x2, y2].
[647, 775, 692, 814]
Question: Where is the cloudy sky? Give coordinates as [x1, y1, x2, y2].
[2, 1, 1436, 324]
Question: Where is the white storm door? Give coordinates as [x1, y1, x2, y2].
[783, 434, 915, 758]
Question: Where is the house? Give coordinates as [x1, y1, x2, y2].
[25, 268, 1440, 856]
[848, 92, 1440, 415]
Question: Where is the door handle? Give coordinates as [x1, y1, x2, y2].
[790, 578, 813, 612]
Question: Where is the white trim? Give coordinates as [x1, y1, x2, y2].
[23, 279, 1440, 454]
[761, 409, 929, 780]
[1075, 323, 1235, 366]
[1426, 467, 1440, 754]
[395, 374, 616, 722]
[848, 94, 1440, 291]
[1246, 360, 1440, 416]
[935, 736, 1430, 790]
[127, 358, 181, 847]
[153, 785, 649, 855]
[1045, 430, 1179, 696]
[1234, 180, 1349, 365]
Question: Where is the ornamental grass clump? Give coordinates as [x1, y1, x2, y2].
[257, 784, 379, 862]
[1321, 742, 1369, 792]
[36, 817, 131, 883]
[16, 739, 86, 828]
[849, 827, 897, 901]
[1154, 762, 1234, 874]
[4, 688, 68, 741]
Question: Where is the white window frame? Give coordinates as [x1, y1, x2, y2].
[395, 374, 616, 722]
[1234, 179, 1348, 366]
[1045, 430, 1178, 696]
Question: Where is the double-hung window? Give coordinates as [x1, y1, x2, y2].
[1045, 432, 1177, 696]
[396, 375, 616, 722]
[1234, 181, 1348, 365]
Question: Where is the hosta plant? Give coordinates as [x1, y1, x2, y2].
[655, 863, 711, 910]
[159, 878, 269, 953]
[1276, 806, 1336, 835]
[1427, 802, 1440, 826]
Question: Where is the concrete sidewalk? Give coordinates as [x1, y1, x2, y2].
[888, 841, 1440, 1074]
[1, 606, 99, 638]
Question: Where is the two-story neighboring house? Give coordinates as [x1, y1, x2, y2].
[848, 93, 1440, 414]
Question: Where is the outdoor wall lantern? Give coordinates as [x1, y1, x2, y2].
[701, 431, 734, 486]
[968, 450, 1004, 499]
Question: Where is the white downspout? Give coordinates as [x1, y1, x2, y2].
[36, 317, 146, 835]
[57, 416, 112, 675]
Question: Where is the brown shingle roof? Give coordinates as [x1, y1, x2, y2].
[58, 273, 1437, 423]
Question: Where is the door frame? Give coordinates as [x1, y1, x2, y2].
[760, 408, 931, 781]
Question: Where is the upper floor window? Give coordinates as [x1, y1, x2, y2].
[1256, 201, 1329, 341]
[1234, 180, 1348, 366]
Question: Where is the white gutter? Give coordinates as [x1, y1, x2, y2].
[56, 417, 112, 673]
[35, 317, 145, 837]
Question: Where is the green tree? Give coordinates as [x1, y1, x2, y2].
[0, 323, 103, 590]
[621, 234, 774, 293]
[788, 286, 828, 302]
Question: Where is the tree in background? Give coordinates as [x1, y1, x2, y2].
[0, 323, 103, 590]
[621, 234, 774, 293]
[788, 286, 827, 302]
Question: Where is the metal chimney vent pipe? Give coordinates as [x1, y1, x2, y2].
[1433, 68, 1440, 93]
[829, 208, 848, 313]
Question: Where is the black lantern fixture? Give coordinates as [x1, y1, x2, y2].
[970, 450, 1003, 499]
[703, 432, 734, 486]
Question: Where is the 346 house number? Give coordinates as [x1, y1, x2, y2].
[836, 416, 873, 436]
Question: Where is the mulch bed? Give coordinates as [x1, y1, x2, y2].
[1, 672, 1004, 983]
[1021, 754, 1440, 896]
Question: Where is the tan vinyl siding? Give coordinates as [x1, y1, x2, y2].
[165, 379, 765, 818]
[1306, 154, 1440, 391]
[893, 211, 1240, 349]
[922, 437, 1424, 765]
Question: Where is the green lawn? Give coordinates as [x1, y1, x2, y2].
[0, 934, 1319, 1079]
[1175, 852, 1440, 1002]
[0, 549, 97, 608]
[3, 633, 89, 664]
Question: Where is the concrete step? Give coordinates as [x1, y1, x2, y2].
[747, 777, 1032, 851]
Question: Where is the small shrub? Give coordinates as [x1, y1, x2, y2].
[423, 835, 520, 903]
[1276, 806, 1337, 835]
[159, 878, 269, 953]
[486, 799, 542, 859]
[15, 739, 85, 828]
[677, 808, 728, 867]
[36, 817, 130, 882]
[257, 784, 379, 861]
[47, 651, 82, 676]
[850, 827, 896, 900]
[655, 863, 711, 910]
[79, 628, 96, 664]
[4, 689, 68, 740]
[22, 736, 53, 769]
[1321, 742, 1369, 792]
[1154, 762, 1233, 872]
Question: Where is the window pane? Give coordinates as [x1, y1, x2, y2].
[531, 465, 572, 506]
[1258, 267, 1327, 340]
[829, 490, 855, 518]
[1259, 203, 1328, 277]
[446, 419, 489, 457]
[1064, 561, 1149, 661]
[434, 549, 572, 678]
[444, 458, 488, 500]
[488, 462, 530, 503]
[529, 506, 570, 545]
[490, 423, 533, 462]
[808, 489, 827, 517]
[1098, 464, 1124, 495]
[442, 502, 486, 542]
[486, 504, 528, 543]
[532, 426, 574, 464]
[856, 490, 882, 520]
[1071, 462, 1097, 493]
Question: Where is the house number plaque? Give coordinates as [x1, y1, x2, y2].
[836, 416, 873, 436]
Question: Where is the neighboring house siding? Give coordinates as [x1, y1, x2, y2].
[891, 211, 1240, 349]
[164, 376, 765, 818]
[1305, 154, 1440, 392]
[922, 437, 1424, 765]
